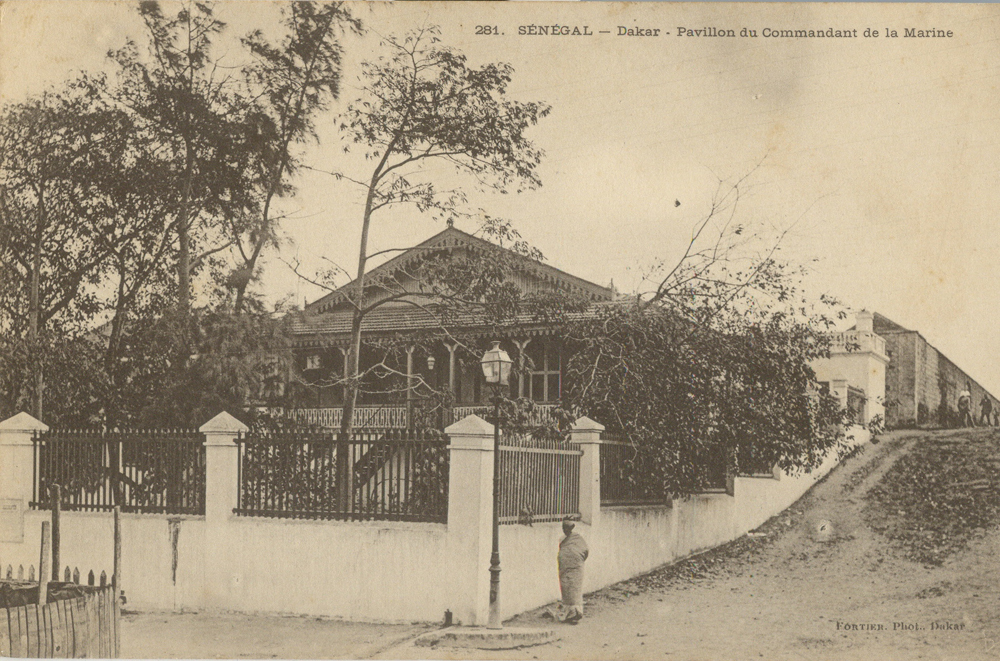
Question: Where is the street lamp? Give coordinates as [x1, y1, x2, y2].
[480, 340, 512, 629]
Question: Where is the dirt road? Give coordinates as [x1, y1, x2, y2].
[385, 429, 1000, 661]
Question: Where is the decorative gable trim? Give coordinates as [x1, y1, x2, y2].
[306, 226, 612, 314]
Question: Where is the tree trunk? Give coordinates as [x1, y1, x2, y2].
[176, 138, 196, 316]
[30, 192, 44, 419]
[337, 188, 377, 511]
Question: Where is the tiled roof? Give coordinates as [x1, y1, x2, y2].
[290, 302, 617, 346]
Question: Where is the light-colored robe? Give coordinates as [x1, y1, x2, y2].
[557, 532, 588, 621]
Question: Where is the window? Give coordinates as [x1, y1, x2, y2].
[305, 354, 321, 371]
[524, 339, 561, 402]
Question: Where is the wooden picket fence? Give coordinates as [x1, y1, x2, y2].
[0, 584, 118, 658]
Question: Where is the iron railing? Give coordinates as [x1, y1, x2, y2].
[292, 404, 561, 429]
[736, 443, 778, 477]
[234, 428, 449, 522]
[31, 429, 205, 515]
[453, 404, 560, 427]
[692, 446, 730, 492]
[599, 432, 666, 506]
[498, 434, 581, 524]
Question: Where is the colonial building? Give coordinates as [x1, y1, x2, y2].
[288, 226, 615, 428]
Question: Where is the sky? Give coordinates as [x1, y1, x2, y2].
[2, 1, 999, 392]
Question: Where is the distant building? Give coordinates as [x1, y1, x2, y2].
[870, 313, 998, 428]
[811, 311, 889, 428]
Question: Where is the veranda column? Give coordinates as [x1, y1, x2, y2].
[200, 411, 248, 609]
[513, 339, 531, 399]
[0, 413, 48, 542]
[445, 415, 496, 625]
[569, 416, 603, 527]
[445, 342, 458, 425]
[406, 345, 416, 428]
[338, 347, 350, 427]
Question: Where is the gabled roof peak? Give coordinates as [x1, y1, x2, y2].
[306, 225, 612, 314]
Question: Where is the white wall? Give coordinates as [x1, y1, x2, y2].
[0, 413, 869, 625]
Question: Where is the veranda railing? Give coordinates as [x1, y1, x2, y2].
[234, 428, 449, 522]
[31, 429, 206, 515]
[292, 406, 410, 429]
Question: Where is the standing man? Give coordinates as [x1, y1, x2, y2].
[556, 518, 589, 624]
[980, 395, 993, 427]
[958, 384, 973, 428]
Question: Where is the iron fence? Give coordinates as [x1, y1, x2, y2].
[234, 428, 449, 522]
[599, 432, 666, 506]
[692, 445, 730, 492]
[736, 443, 778, 477]
[498, 434, 581, 524]
[31, 429, 205, 515]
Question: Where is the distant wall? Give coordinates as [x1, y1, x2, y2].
[881, 330, 998, 428]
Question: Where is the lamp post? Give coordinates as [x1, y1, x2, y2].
[481, 340, 512, 629]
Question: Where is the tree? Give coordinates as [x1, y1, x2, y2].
[562, 172, 852, 496]
[313, 26, 550, 505]
[117, 307, 295, 428]
[334, 26, 549, 426]
[230, 1, 360, 314]
[102, 0, 254, 320]
[0, 87, 134, 417]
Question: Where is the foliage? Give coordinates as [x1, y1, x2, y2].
[0, 333, 110, 426]
[562, 303, 851, 495]
[101, 0, 254, 315]
[561, 171, 853, 496]
[231, 1, 360, 312]
[0, 1, 363, 426]
[0, 88, 129, 338]
[106, 307, 294, 428]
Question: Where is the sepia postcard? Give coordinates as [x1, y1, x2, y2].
[0, 1, 998, 659]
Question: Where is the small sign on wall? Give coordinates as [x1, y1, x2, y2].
[0, 499, 24, 543]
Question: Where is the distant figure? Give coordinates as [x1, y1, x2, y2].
[958, 386, 973, 428]
[980, 396, 993, 427]
[556, 519, 588, 624]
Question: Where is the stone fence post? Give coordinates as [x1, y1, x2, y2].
[0, 413, 48, 543]
[569, 417, 604, 526]
[444, 414, 495, 626]
[200, 411, 248, 608]
[0, 413, 48, 503]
